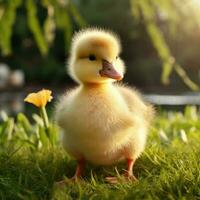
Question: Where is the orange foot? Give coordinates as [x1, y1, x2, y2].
[55, 158, 85, 187]
[123, 173, 138, 181]
[105, 174, 138, 184]
[105, 176, 119, 184]
[105, 158, 138, 184]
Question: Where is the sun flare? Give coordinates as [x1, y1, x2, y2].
[191, 0, 200, 7]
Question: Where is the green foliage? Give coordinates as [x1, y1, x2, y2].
[26, 0, 48, 55]
[0, 107, 200, 199]
[130, 0, 199, 91]
[53, 3, 73, 51]
[0, 0, 22, 55]
[0, 110, 59, 151]
[0, 0, 85, 56]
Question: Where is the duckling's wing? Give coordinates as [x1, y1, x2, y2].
[54, 88, 78, 127]
[116, 85, 154, 122]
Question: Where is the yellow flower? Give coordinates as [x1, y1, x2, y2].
[24, 89, 53, 107]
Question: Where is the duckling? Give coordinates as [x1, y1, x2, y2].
[55, 28, 154, 183]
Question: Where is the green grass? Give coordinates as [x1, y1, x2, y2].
[0, 106, 200, 200]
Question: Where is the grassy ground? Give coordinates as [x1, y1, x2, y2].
[0, 106, 200, 200]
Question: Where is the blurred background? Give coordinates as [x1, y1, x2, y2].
[0, 0, 200, 115]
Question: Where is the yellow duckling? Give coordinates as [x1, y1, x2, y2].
[55, 28, 154, 183]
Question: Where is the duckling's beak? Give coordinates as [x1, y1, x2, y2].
[99, 59, 123, 80]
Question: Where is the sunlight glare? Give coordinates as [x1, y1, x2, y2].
[192, 0, 200, 7]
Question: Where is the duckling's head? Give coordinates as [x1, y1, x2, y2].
[68, 28, 125, 84]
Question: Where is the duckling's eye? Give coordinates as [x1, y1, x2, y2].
[89, 54, 96, 61]
[116, 56, 119, 59]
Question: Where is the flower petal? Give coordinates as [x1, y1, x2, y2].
[24, 89, 53, 107]
[24, 93, 41, 107]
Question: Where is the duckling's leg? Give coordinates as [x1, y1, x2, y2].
[71, 158, 85, 180]
[56, 158, 85, 186]
[105, 158, 137, 184]
[123, 158, 137, 181]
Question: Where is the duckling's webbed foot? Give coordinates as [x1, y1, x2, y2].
[122, 173, 138, 181]
[105, 176, 119, 184]
[105, 158, 137, 184]
[55, 158, 85, 187]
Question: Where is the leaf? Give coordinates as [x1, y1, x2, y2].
[32, 113, 44, 127]
[44, 13, 55, 45]
[174, 64, 199, 91]
[0, 110, 8, 121]
[38, 125, 49, 148]
[43, 3, 55, 46]
[0, 0, 22, 55]
[130, 0, 140, 22]
[145, 22, 174, 85]
[158, 129, 169, 143]
[0, 5, 4, 20]
[68, 2, 86, 27]
[0, 118, 14, 141]
[54, 4, 72, 50]
[184, 106, 198, 120]
[26, 0, 48, 55]
[17, 113, 32, 135]
[47, 123, 59, 146]
[180, 129, 188, 143]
